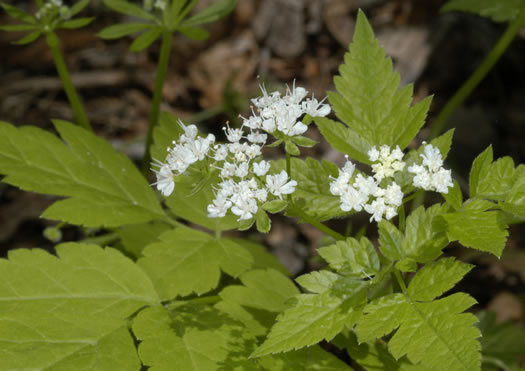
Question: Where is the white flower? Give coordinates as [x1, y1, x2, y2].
[369, 145, 406, 182]
[245, 144, 262, 159]
[255, 188, 268, 202]
[213, 144, 228, 161]
[235, 162, 249, 178]
[223, 124, 243, 143]
[208, 194, 232, 218]
[384, 183, 403, 207]
[421, 143, 443, 172]
[409, 144, 453, 194]
[247, 131, 267, 144]
[340, 186, 368, 212]
[220, 162, 236, 178]
[266, 171, 297, 199]
[154, 164, 175, 197]
[364, 198, 387, 222]
[302, 97, 331, 117]
[262, 119, 276, 133]
[253, 160, 270, 176]
[231, 194, 258, 221]
[432, 168, 453, 194]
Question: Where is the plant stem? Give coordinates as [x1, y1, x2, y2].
[45, 32, 92, 131]
[394, 269, 408, 293]
[428, 7, 525, 140]
[141, 31, 173, 177]
[398, 204, 405, 232]
[288, 203, 345, 240]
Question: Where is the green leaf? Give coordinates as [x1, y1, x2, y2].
[1, 3, 35, 23]
[442, 209, 508, 257]
[292, 135, 318, 148]
[284, 140, 300, 156]
[138, 227, 253, 300]
[98, 22, 153, 39]
[0, 243, 159, 370]
[356, 262, 481, 370]
[470, 145, 493, 197]
[274, 157, 346, 221]
[262, 199, 288, 213]
[318, 237, 380, 277]
[13, 30, 41, 44]
[258, 346, 354, 370]
[477, 311, 525, 367]
[229, 238, 290, 275]
[0, 121, 164, 227]
[397, 204, 448, 271]
[252, 278, 367, 357]
[181, 0, 236, 27]
[295, 270, 341, 294]
[129, 27, 162, 52]
[59, 17, 95, 29]
[220, 269, 299, 313]
[115, 221, 169, 259]
[444, 179, 463, 210]
[315, 116, 372, 164]
[470, 150, 517, 201]
[325, 10, 431, 162]
[256, 209, 271, 233]
[0, 23, 37, 32]
[70, 0, 90, 17]
[500, 171, 525, 218]
[103, 0, 156, 21]
[133, 304, 257, 371]
[378, 220, 404, 262]
[407, 257, 473, 301]
[441, 0, 525, 22]
[178, 25, 210, 40]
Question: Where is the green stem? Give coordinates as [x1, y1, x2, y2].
[398, 204, 405, 232]
[393, 269, 408, 293]
[429, 7, 525, 140]
[141, 31, 173, 177]
[45, 32, 92, 131]
[288, 203, 345, 240]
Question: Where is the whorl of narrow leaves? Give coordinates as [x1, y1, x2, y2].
[0, 244, 159, 371]
[356, 258, 481, 370]
[0, 120, 164, 227]
[315, 10, 432, 164]
[441, 0, 525, 22]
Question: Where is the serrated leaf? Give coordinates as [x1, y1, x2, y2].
[138, 227, 253, 300]
[407, 257, 473, 301]
[378, 220, 404, 262]
[397, 204, 448, 271]
[116, 221, 169, 258]
[444, 179, 463, 210]
[470, 145, 493, 197]
[274, 157, 346, 221]
[471, 153, 516, 201]
[441, 0, 525, 22]
[129, 27, 162, 52]
[228, 238, 290, 275]
[181, 0, 236, 27]
[252, 278, 368, 357]
[500, 171, 525, 218]
[133, 304, 257, 371]
[59, 17, 94, 29]
[103, 0, 156, 21]
[259, 346, 354, 370]
[98, 22, 153, 39]
[0, 243, 159, 370]
[325, 10, 431, 162]
[318, 237, 380, 277]
[356, 287, 481, 370]
[295, 270, 341, 293]
[442, 209, 508, 256]
[0, 121, 164, 227]
[177, 25, 209, 40]
[220, 269, 299, 312]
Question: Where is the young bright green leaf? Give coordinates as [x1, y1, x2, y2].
[284, 140, 300, 156]
[444, 179, 463, 210]
[98, 22, 153, 39]
[262, 199, 288, 213]
[181, 0, 236, 27]
[274, 157, 346, 221]
[397, 204, 448, 271]
[477, 311, 525, 367]
[500, 171, 525, 218]
[103, 0, 156, 21]
[295, 270, 341, 294]
[70, 0, 91, 17]
[116, 221, 169, 258]
[138, 227, 253, 300]
[256, 209, 271, 233]
[129, 27, 162, 52]
[0, 121, 164, 227]
[291, 135, 318, 148]
[13, 30, 41, 44]
[178, 25, 210, 40]
[219, 269, 299, 313]
[356, 285, 481, 370]
[0, 243, 159, 371]
[442, 209, 508, 257]
[318, 237, 380, 277]
[252, 279, 368, 357]
[407, 257, 473, 301]
[1, 3, 35, 23]
[323, 10, 432, 163]
[378, 220, 404, 262]
[133, 304, 257, 371]
[469, 145, 493, 197]
[60, 17, 95, 29]
[441, 0, 524, 22]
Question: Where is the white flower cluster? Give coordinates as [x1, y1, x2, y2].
[408, 143, 453, 193]
[36, 0, 70, 22]
[152, 121, 215, 197]
[330, 146, 405, 222]
[331, 143, 453, 222]
[245, 83, 331, 137]
[143, 0, 166, 11]
[208, 122, 296, 221]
